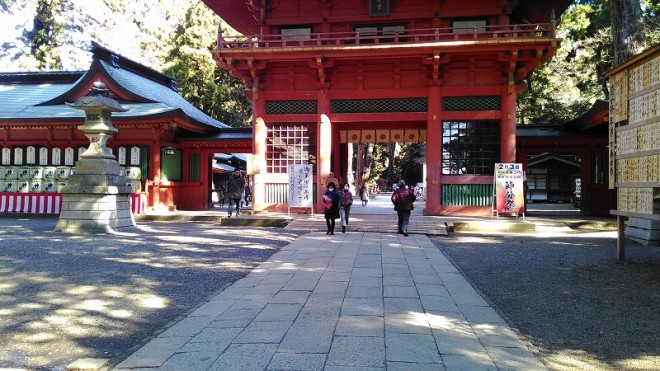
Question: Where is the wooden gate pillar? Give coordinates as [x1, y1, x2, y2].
[501, 91, 517, 162]
[426, 86, 442, 214]
[252, 98, 267, 213]
[317, 90, 332, 210]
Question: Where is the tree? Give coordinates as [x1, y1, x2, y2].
[7, 0, 70, 70]
[397, 143, 425, 186]
[610, 0, 645, 64]
[518, 0, 659, 125]
[161, 1, 251, 127]
[517, 1, 612, 124]
[0, 0, 250, 126]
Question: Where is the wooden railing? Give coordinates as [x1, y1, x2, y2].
[264, 182, 318, 204]
[0, 192, 147, 214]
[442, 184, 493, 206]
[218, 23, 555, 50]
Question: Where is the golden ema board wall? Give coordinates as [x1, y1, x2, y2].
[609, 48, 660, 215]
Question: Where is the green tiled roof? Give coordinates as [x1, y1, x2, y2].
[0, 43, 230, 132]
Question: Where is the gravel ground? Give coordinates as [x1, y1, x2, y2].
[431, 229, 660, 371]
[0, 217, 305, 370]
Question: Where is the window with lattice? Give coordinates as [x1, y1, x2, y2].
[267, 124, 316, 174]
[442, 121, 500, 175]
[452, 19, 487, 34]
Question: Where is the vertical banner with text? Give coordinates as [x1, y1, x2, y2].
[494, 163, 525, 215]
[288, 164, 314, 208]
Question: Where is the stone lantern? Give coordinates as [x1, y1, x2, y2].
[55, 81, 137, 233]
[69, 81, 124, 160]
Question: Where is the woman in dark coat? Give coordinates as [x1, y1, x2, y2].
[323, 182, 341, 235]
[391, 180, 416, 236]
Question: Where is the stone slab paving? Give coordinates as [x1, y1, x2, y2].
[285, 214, 449, 236]
[114, 232, 546, 371]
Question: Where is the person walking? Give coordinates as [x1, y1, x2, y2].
[338, 182, 353, 233]
[391, 180, 416, 236]
[218, 185, 226, 207]
[359, 183, 369, 206]
[323, 182, 341, 235]
[226, 168, 245, 218]
[243, 182, 251, 208]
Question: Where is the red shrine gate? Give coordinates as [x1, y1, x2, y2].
[204, 0, 571, 215]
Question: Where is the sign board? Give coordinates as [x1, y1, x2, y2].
[288, 164, 313, 208]
[493, 163, 525, 216]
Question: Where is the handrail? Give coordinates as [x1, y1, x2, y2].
[218, 23, 555, 50]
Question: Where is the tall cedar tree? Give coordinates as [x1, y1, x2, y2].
[162, 1, 251, 127]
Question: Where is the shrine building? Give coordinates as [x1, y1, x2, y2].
[0, 42, 251, 214]
[204, 0, 573, 215]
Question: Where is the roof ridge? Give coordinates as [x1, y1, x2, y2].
[0, 71, 84, 84]
[90, 41, 178, 92]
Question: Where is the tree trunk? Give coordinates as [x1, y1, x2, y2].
[386, 142, 396, 187]
[609, 0, 645, 65]
[356, 143, 364, 186]
[363, 143, 373, 185]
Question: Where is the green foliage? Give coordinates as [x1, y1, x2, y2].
[161, 1, 251, 127]
[1, 0, 251, 127]
[397, 143, 425, 186]
[360, 142, 424, 189]
[641, 0, 660, 45]
[518, 0, 657, 125]
[517, 1, 611, 125]
[6, 0, 70, 70]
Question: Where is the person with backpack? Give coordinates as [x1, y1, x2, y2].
[226, 168, 245, 218]
[391, 180, 416, 237]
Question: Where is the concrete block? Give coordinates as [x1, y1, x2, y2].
[627, 217, 660, 229]
[66, 358, 110, 371]
[74, 158, 121, 175]
[625, 218, 660, 245]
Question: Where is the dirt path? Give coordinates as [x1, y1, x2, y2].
[432, 231, 660, 371]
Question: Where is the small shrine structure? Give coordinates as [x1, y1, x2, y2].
[605, 44, 660, 258]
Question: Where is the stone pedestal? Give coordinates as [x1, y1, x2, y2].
[55, 158, 136, 233]
[54, 81, 136, 234]
[625, 217, 660, 245]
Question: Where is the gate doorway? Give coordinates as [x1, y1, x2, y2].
[336, 127, 426, 208]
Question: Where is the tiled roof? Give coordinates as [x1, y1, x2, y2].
[178, 128, 252, 142]
[0, 42, 230, 131]
[0, 72, 82, 119]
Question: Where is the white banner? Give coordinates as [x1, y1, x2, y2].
[493, 163, 525, 215]
[288, 164, 313, 208]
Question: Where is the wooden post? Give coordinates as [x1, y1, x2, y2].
[617, 215, 626, 260]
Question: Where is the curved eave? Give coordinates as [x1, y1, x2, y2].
[37, 60, 154, 106]
[178, 127, 253, 150]
[0, 108, 212, 134]
[178, 127, 253, 142]
[203, 0, 260, 35]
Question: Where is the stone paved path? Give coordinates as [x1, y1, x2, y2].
[114, 231, 546, 370]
